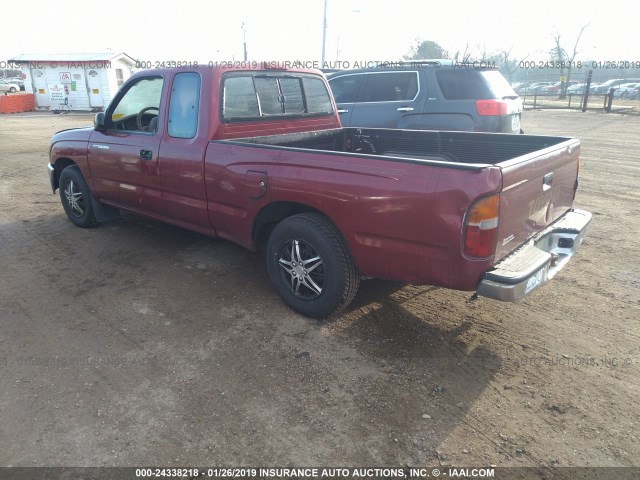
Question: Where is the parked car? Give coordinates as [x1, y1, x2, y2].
[588, 83, 601, 95]
[594, 79, 640, 95]
[47, 65, 591, 317]
[567, 83, 591, 95]
[628, 86, 640, 100]
[613, 83, 640, 99]
[541, 80, 580, 93]
[568, 82, 602, 95]
[511, 82, 530, 92]
[0, 79, 20, 93]
[520, 82, 555, 94]
[327, 61, 523, 133]
[6, 78, 26, 91]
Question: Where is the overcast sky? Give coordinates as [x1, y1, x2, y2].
[1, 0, 637, 65]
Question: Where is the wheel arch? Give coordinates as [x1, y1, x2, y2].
[253, 201, 327, 252]
[50, 157, 78, 191]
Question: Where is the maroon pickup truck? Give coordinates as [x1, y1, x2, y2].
[48, 65, 591, 318]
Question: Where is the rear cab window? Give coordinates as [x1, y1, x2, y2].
[222, 73, 334, 122]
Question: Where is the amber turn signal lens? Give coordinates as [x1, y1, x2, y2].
[464, 194, 500, 258]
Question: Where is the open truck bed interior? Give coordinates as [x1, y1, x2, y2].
[217, 128, 574, 167]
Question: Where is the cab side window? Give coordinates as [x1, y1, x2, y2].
[109, 76, 163, 132]
[168, 73, 201, 139]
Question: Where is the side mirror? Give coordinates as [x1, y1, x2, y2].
[94, 112, 105, 130]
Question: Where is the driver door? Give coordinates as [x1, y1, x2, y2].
[89, 75, 166, 216]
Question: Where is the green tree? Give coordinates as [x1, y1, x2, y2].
[404, 39, 449, 60]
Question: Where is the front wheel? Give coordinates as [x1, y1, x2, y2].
[58, 166, 97, 227]
[9, 87, 16, 93]
[266, 213, 359, 318]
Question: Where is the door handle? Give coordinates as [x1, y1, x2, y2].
[543, 172, 554, 190]
[337, 109, 349, 113]
[139, 149, 153, 161]
[397, 107, 415, 112]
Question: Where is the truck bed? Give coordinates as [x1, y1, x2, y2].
[218, 127, 573, 167]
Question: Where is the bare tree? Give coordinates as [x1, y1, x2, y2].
[499, 47, 528, 83]
[453, 43, 471, 63]
[476, 44, 490, 62]
[552, 23, 589, 98]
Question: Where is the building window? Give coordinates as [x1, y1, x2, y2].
[116, 69, 124, 87]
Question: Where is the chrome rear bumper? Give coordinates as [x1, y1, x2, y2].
[477, 209, 592, 301]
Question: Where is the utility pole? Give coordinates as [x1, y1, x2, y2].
[242, 22, 248, 61]
[321, 0, 328, 66]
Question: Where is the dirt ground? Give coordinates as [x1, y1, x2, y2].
[0, 109, 638, 472]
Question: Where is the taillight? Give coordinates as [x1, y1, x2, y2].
[476, 99, 508, 116]
[464, 194, 500, 258]
[574, 157, 580, 199]
[577, 157, 581, 177]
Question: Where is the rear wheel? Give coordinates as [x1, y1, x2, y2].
[266, 213, 359, 318]
[58, 166, 97, 227]
[9, 87, 16, 93]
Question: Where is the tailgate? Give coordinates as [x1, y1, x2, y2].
[494, 138, 580, 262]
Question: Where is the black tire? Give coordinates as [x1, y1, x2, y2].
[9, 87, 16, 93]
[266, 213, 359, 318]
[58, 166, 97, 228]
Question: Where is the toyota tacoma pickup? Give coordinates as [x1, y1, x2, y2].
[48, 65, 591, 318]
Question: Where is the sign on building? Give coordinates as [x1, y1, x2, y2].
[49, 84, 66, 102]
[59, 72, 72, 84]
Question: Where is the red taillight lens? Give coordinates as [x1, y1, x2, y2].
[476, 99, 508, 116]
[464, 194, 500, 258]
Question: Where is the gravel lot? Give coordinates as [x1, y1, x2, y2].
[0, 110, 638, 471]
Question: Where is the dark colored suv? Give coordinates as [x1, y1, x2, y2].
[327, 61, 523, 133]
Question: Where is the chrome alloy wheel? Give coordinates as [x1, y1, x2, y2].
[63, 179, 85, 217]
[278, 239, 326, 299]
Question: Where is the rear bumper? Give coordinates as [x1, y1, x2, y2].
[476, 209, 592, 301]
